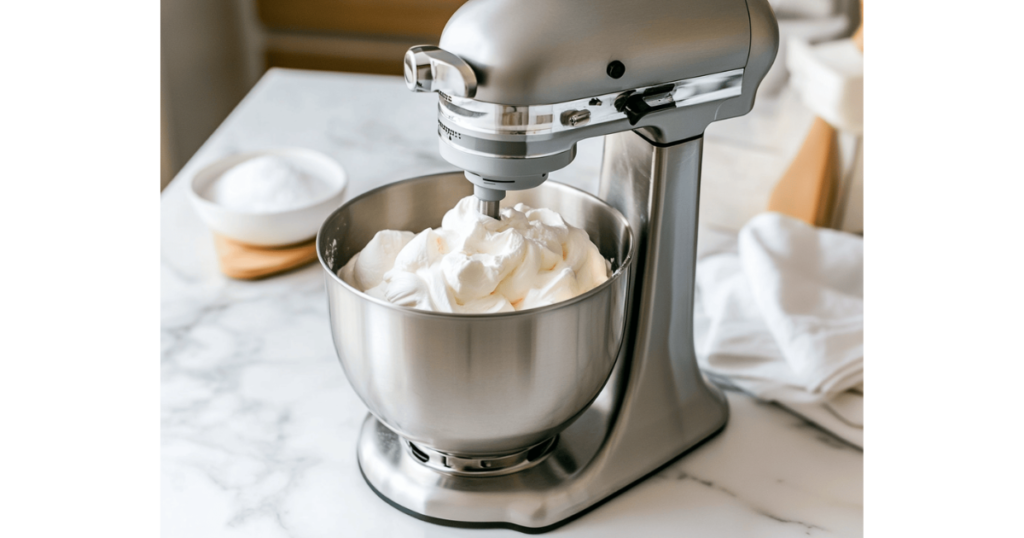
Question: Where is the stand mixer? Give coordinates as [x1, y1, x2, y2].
[317, 0, 778, 532]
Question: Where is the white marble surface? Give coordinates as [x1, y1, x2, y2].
[162, 68, 860, 537]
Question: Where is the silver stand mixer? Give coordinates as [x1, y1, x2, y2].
[317, 0, 777, 532]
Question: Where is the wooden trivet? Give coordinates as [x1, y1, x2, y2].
[213, 234, 318, 280]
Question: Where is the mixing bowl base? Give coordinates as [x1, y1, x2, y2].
[405, 435, 559, 477]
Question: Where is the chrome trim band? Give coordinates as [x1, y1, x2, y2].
[438, 131, 573, 160]
[439, 68, 743, 137]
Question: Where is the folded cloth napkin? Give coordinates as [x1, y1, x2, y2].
[694, 212, 863, 447]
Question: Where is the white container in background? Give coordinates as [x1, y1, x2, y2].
[787, 37, 863, 134]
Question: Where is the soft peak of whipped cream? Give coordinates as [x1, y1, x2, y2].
[338, 196, 611, 313]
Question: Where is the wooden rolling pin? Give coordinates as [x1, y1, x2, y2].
[768, 4, 863, 228]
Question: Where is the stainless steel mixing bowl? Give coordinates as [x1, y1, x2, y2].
[318, 172, 633, 456]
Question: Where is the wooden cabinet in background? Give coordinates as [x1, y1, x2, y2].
[256, 0, 469, 76]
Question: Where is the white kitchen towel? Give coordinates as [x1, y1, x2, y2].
[694, 213, 863, 447]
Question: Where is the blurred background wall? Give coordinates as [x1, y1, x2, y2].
[160, 0, 858, 190]
[161, 0, 262, 189]
[161, 0, 469, 190]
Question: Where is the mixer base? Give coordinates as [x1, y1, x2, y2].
[356, 377, 728, 533]
[359, 418, 725, 534]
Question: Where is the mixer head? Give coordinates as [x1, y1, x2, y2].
[404, 0, 779, 218]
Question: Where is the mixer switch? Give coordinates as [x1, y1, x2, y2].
[623, 85, 678, 125]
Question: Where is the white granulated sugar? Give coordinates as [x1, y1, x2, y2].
[205, 155, 335, 213]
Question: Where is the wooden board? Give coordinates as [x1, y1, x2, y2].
[767, 117, 841, 227]
[213, 234, 319, 280]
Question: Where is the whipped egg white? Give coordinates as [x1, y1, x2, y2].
[338, 196, 611, 313]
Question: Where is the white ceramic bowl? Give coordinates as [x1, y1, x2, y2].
[188, 148, 347, 247]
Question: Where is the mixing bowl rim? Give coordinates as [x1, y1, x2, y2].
[316, 171, 635, 320]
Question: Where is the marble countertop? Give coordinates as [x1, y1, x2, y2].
[162, 68, 862, 537]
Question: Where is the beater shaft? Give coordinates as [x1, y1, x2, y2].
[473, 184, 505, 220]
[477, 198, 500, 219]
